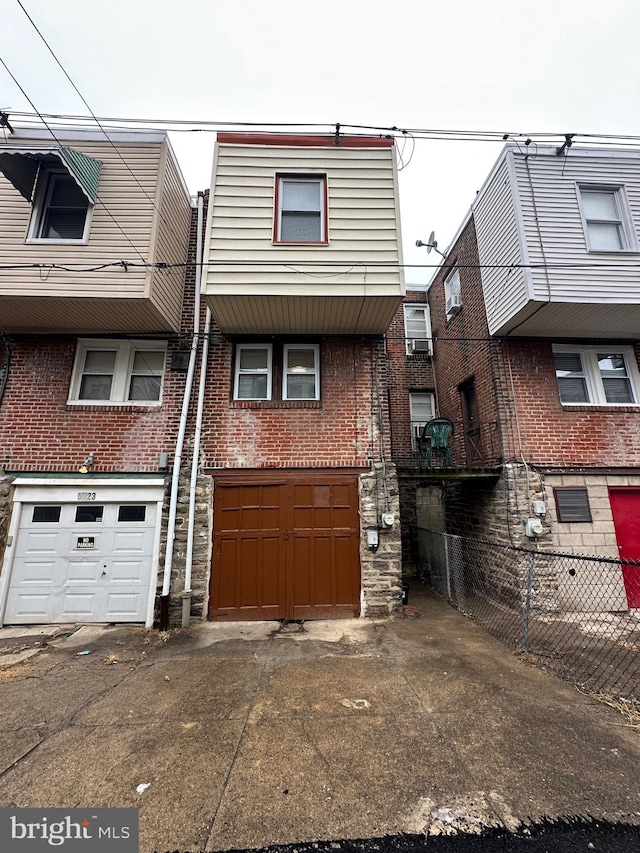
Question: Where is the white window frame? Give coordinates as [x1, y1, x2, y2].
[68, 339, 166, 406]
[444, 268, 462, 318]
[234, 343, 273, 400]
[410, 392, 435, 449]
[283, 344, 320, 401]
[403, 304, 431, 355]
[274, 175, 327, 244]
[553, 344, 640, 406]
[577, 185, 635, 253]
[28, 168, 93, 244]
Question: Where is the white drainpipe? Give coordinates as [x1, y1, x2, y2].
[160, 192, 204, 622]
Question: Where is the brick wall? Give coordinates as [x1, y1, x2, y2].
[200, 334, 388, 469]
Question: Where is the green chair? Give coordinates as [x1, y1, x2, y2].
[421, 417, 454, 467]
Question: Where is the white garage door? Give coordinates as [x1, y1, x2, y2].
[4, 501, 157, 624]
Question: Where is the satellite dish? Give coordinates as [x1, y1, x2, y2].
[426, 231, 436, 254]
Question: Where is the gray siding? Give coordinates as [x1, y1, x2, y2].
[472, 155, 529, 335]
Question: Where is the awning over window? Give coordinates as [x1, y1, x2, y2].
[0, 146, 102, 203]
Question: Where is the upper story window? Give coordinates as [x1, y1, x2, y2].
[577, 186, 634, 252]
[234, 343, 320, 401]
[403, 304, 431, 354]
[68, 340, 166, 405]
[30, 170, 92, 242]
[553, 344, 640, 406]
[274, 175, 327, 244]
[444, 268, 462, 318]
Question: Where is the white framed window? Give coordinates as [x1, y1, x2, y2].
[403, 304, 431, 354]
[275, 175, 327, 243]
[283, 344, 320, 400]
[234, 344, 273, 400]
[444, 268, 462, 318]
[553, 344, 640, 406]
[577, 186, 633, 252]
[29, 170, 92, 242]
[69, 340, 166, 405]
[410, 392, 435, 449]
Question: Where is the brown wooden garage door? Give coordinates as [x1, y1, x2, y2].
[208, 473, 361, 620]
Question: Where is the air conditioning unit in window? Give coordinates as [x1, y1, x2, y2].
[446, 293, 462, 316]
[409, 338, 431, 354]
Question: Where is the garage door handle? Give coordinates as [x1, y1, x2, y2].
[101, 570, 107, 577]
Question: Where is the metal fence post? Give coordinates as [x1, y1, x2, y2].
[444, 533, 452, 601]
[521, 552, 535, 651]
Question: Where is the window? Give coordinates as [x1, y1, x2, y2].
[283, 344, 320, 400]
[32, 506, 61, 523]
[75, 505, 104, 523]
[553, 344, 640, 405]
[554, 488, 592, 523]
[275, 175, 327, 243]
[403, 304, 431, 354]
[444, 268, 462, 318]
[234, 344, 273, 400]
[118, 505, 147, 522]
[234, 343, 320, 401]
[578, 186, 633, 252]
[410, 392, 435, 449]
[30, 170, 91, 241]
[69, 340, 166, 405]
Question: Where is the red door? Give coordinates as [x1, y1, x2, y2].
[608, 488, 640, 608]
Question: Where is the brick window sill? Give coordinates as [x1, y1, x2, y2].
[231, 400, 322, 410]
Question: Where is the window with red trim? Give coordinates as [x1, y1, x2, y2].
[275, 175, 327, 243]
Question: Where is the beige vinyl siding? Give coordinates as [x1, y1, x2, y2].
[147, 140, 193, 330]
[204, 143, 403, 297]
[0, 133, 191, 332]
[472, 154, 530, 336]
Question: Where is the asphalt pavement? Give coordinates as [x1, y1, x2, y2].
[0, 583, 638, 853]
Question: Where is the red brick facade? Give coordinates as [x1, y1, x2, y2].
[200, 332, 388, 470]
[428, 215, 640, 470]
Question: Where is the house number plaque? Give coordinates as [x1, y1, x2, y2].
[77, 492, 97, 501]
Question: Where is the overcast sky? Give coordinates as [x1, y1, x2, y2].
[2, 0, 639, 286]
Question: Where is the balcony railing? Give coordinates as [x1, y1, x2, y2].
[391, 419, 502, 470]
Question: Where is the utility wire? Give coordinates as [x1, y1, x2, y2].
[0, 56, 146, 263]
[13, 0, 189, 251]
[7, 110, 640, 147]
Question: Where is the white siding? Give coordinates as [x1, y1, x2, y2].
[202, 140, 404, 333]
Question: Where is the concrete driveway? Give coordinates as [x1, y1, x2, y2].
[0, 584, 638, 853]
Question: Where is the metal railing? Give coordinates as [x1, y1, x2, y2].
[391, 419, 502, 469]
[415, 526, 640, 701]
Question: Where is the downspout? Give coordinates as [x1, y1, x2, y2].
[183, 301, 212, 627]
[159, 192, 204, 628]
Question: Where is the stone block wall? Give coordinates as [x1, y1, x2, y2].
[359, 463, 403, 616]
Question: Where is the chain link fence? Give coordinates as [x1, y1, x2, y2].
[415, 526, 640, 702]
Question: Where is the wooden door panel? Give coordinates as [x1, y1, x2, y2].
[209, 476, 360, 620]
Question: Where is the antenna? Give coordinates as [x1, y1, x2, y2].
[416, 230, 446, 258]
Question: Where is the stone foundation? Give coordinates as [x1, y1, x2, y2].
[359, 463, 403, 616]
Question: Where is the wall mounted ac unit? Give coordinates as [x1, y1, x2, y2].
[409, 338, 431, 354]
[446, 293, 462, 316]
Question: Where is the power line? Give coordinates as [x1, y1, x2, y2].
[13, 0, 190, 252]
[0, 56, 146, 263]
[7, 110, 640, 147]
